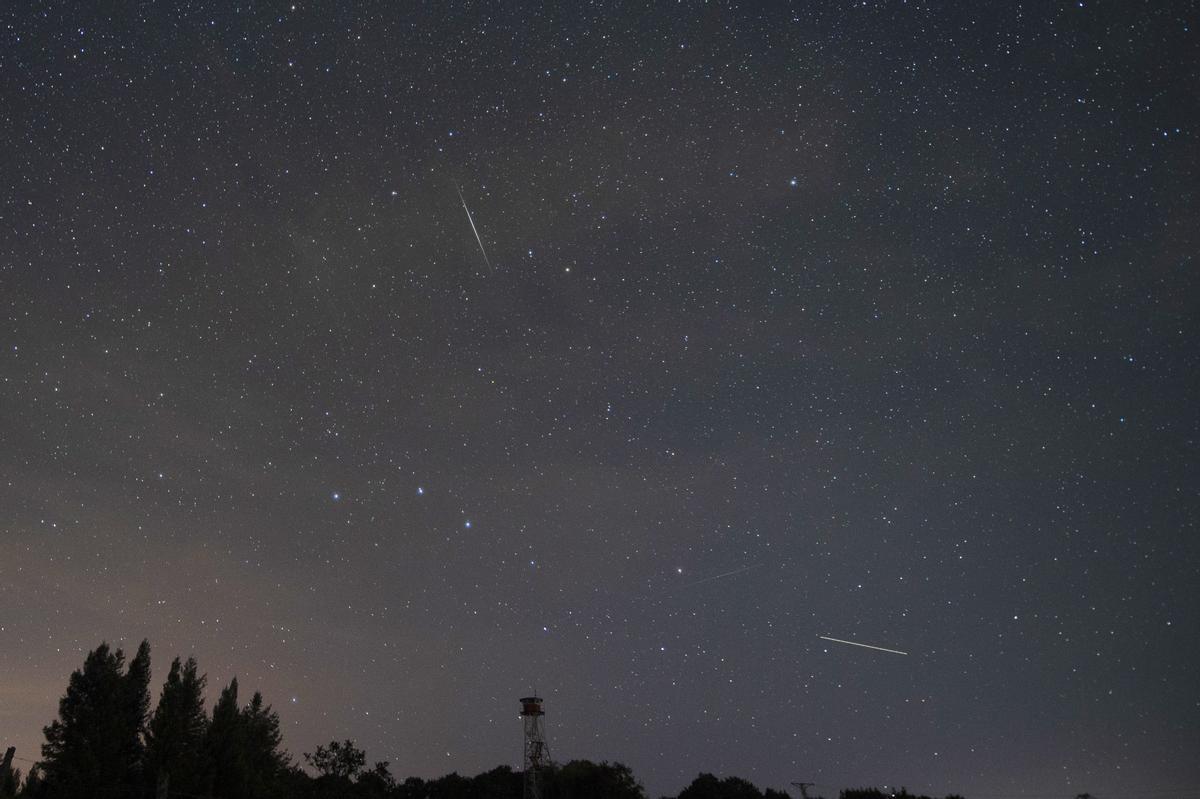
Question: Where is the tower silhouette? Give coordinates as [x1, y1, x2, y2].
[520, 695, 549, 799]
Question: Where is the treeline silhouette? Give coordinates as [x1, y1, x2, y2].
[1, 641, 973, 799]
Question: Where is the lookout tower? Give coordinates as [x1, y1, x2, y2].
[520, 695, 549, 799]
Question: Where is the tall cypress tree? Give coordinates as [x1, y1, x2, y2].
[146, 657, 208, 797]
[240, 690, 290, 796]
[206, 679, 290, 799]
[205, 678, 244, 798]
[118, 640, 152, 797]
[39, 643, 133, 799]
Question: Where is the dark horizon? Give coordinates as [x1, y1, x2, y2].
[2, 2, 1196, 798]
[0, 638, 1025, 798]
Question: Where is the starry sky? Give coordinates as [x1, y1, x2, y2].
[2, 3, 1198, 797]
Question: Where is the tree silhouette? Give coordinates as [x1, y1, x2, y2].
[205, 678, 291, 799]
[305, 739, 367, 780]
[355, 761, 397, 798]
[146, 656, 208, 797]
[17, 766, 41, 798]
[118, 640, 152, 796]
[677, 772, 768, 799]
[240, 690, 292, 796]
[0, 767, 19, 799]
[206, 678, 243, 797]
[470, 765, 523, 799]
[38, 641, 150, 799]
[546, 760, 646, 799]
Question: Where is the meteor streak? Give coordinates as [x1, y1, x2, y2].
[818, 635, 908, 656]
[456, 184, 493, 272]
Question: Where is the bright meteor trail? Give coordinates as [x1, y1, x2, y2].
[456, 184, 493, 272]
[819, 635, 909, 656]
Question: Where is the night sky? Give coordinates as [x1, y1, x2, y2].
[2, 3, 1198, 797]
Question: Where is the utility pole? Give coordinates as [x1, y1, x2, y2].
[792, 782, 815, 799]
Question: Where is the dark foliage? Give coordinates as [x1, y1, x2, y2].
[547, 760, 646, 799]
[304, 739, 367, 781]
[0, 768, 20, 799]
[841, 788, 965, 799]
[206, 678, 291, 799]
[146, 656, 208, 796]
[676, 772, 770, 799]
[120, 642, 153, 796]
[35, 641, 150, 799]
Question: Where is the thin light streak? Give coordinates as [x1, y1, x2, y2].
[818, 635, 908, 656]
[456, 184, 493, 272]
[676, 563, 761, 589]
